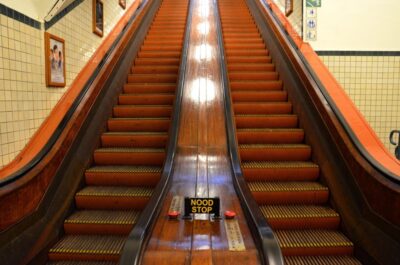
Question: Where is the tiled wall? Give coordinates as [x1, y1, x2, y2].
[320, 55, 400, 155]
[272, 0, 303, 37]
[0, 0, 135, 168]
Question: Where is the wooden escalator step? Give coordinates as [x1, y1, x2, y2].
[227, 63, 274, 72]
[85, 165, 161, 186]
[75, 186, 152, 210]
[231, 90, 287, 102]
[237, 128, 304, 144]
[284, 255, 362, 265]
[260, 205, 340, 229]
[101, 132, 168, 148]
[107, 117, 170, 132]
[233, 102, 292, 115]
[47, 261, 118, 265]
[227, 55, 272, 64]
[93, 147, 165, 166]
[64, 210, 140, 235]
[48, 235, 126, 261]
[275, 230, 354, 256]
[118, 93, 174, 105]
[113, 105, 172, 118]
[127, 73, 177, 83]
[248, 181, 329, 204]
[235, 114, 298, 128]
[242, 161, 319, 181]
[230, 80, 283, 90]
[239, 144, 311, 161]
[131, 65, 179, 74]
[123, 83, 176, 93]
[229, 71, 279, 81]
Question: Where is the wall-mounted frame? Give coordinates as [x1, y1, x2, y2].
[45, 32, 66, 87]
[119, 0, 126, 9]
[93, 0, 104, 37]
[285, 0, 293, 16]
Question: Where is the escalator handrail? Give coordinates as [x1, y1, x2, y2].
[0, 0, 149, 187]
[213, 0, 284, 264]
[258, 0, 400, 183]
[118, 0, 194, 264]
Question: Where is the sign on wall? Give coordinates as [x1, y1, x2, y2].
[305, 1, 320, 41]
[285, 0, 293, 16]
[306, 0, 321, 7]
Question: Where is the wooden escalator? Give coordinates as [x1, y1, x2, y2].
[218, 0, 362, 264]
[46, 0, 188, 263]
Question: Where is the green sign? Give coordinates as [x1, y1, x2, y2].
[306, 0, 321, 7]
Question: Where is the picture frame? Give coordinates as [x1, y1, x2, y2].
[119, 0, 126, 9]
[45, 32, 66, 87]
[93, 0, 104, 37]
[285, 0, 293, 16]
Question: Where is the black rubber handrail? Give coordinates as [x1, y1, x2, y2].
[119, 0, 194, 264]
[258, 0, 400, 183]
[213, 0, 284, 264]
[0, 0, 149, 187]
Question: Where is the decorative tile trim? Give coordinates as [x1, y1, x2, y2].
[45, 0, 85, 30]
[316, 50, 400, 56]
[0, 4, 41, 29]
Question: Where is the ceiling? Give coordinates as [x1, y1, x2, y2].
[0, 0, 75, 22]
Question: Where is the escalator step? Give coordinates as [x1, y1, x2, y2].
[228, 63, 274, 72]
[123, 83, 176, 93]
[137, 50, 181, 58]
[101, 132, 168, 148]
[225, 49, 269, 57]
[276, 230, 354, 256]
[232, 90, 287, 102]
[229, 71, 279, 81]
[237, 128, 304, 144]
[85, 165, 161, 186]
[230, 80, 283, 90]
[75, 186, 152, 210]
[242, 161, 319, 181]
[249, 181, 329, 204]
[235, 114, 298, 128]
[93, 147, 165, 166]
[134, 58, 180, 66]
[127, 73, 177, 83]
[64, 210, 139, 235]
[132, 65, 179, 74]
[233, 102, 292, 114]
[225, 43, 266, 50]
[284, 255, 362, 265]
[48, 261, 117, 265]
[107, 118, 170, 132]
[49, 235, 125, 261]
[118, 94, 174, 105]
[113, 105, 172, 118]
[239, 144, 311, 161]
[260, 205, 340, 229]
[227, 56, 272, 64]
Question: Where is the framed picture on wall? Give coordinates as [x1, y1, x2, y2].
[285, 0, 293, 16]
[45, 32, 66, 87]
[119, 0, 126, 9]
[93, 0, 104, 37]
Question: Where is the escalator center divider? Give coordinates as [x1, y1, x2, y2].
[119, 0, 194, 264]
[213, 0, 284, 264]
